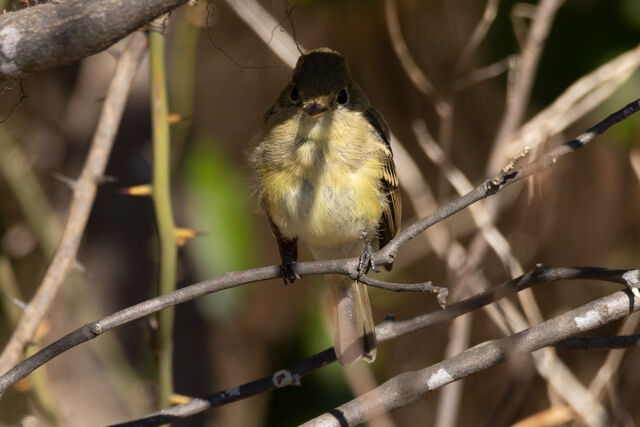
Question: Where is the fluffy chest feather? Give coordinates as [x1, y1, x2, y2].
[254, 111, 386, 246]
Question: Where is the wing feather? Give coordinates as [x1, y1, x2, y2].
[364, 108, 401, 260]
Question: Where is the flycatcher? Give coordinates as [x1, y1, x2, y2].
[249, 48, 401, 365]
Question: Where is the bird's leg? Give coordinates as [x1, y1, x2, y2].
[357, 232, 379, 279]
[280, 252, 300, 285]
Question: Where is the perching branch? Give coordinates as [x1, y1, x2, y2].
[109, 267, 639, 426]
[0, 0, 188, 80]
[0, 32, 148, 375]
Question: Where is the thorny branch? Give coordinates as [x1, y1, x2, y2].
[0, 32, 148, 375]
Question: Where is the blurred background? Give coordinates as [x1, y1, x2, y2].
[0, 0, 639, 425]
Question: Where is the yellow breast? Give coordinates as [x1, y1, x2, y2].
[254, 110, 386, 247]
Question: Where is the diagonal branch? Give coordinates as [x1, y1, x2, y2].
[379, 97, 640, 265]
[108, 267, 639, 426]
[0, 32, 148, 375]
[302, 289, 638, 427]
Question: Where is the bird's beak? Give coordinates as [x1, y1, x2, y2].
[302, 101, 328, 118]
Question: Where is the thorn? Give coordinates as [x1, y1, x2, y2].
[168, 113, 190, 124]
[73, 260, 87, 274]
[96, 175, 118, 185]
[3, 293, 27, 311]
[147, 316, 158, 331]
[52, 172, 78, 190]
[175, 227, 198, 247]
[171, 393, 191, 405]
[120, 184, 152, 196]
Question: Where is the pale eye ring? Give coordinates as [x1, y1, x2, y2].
[337, 88, 349, 105]
[289, 86, 300, 103]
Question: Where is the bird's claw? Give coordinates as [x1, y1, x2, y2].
[280, 256, 300, 285]
[357, 233, 379, 280]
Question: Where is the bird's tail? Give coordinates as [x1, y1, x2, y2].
[331, 275, 377, 365]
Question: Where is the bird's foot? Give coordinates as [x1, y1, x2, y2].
[280, 254, 300, 285]
[357, 232, 379, 280]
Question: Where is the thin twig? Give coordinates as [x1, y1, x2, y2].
[587, 314, 640, 399]
[507, 43, 640, 161]
[107, 267, 637, 426]
[454, 0, 500, 74]
[223, 0, 300, 67]
[0, 263, 450, 393]
[487, 0, 565, 174]
[1, 108, 147, 415]
[383, 0, 450, 118]
[302, 290, 637, 427]
[0, 257, 60, 425]
[511, 406, 575, 427]
[0, 32, 148, 375]
[379, 97, 640, 266]
[412, 103, 640, 426]
[0, 129, 59, 256]
[454, 55, 515, 92]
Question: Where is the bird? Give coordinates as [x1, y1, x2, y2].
[249, 48, 401, 365]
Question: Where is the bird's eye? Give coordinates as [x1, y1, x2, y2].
[289, 86, 300, 103]
[337, 88, 349, 105]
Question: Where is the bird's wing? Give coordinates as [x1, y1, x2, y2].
[364, 108, 401, 255]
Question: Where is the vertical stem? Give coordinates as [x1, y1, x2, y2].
[169, 7, 200, 160]
[149, 20, 177, 410]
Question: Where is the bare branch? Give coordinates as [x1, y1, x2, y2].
[507, 43, 640, 162]
[454, 0, 500, 74]
[106, 267, 636, 426]
[558, 334, 640, 350]
[302, 290, 638, 427]
[379, 97, 640, 266]
[0, 0, 187, 80]
[223, 0, 300, 67]
[0, 32, 148, 374]
[488, 0, 565, 174]
[383, 0, 450, 118]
